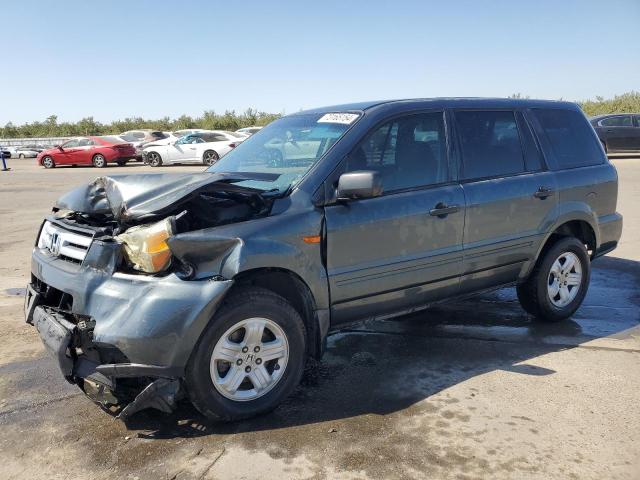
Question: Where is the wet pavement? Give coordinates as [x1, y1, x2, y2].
[0, 160, 639, 479]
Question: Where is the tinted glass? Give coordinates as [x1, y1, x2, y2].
[456, 111, 525, 179]
[533, 109, 603, 169]
[516, 112, 543, 171]
[600, 116, 632, 127]
[344, 112, 448, 191]
[635, 116, 640, 127]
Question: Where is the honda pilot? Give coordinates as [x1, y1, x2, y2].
[25, 98, 623, 421]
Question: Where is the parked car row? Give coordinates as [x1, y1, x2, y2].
[34, 127, 262, 169]
[3, 144, 47, 158]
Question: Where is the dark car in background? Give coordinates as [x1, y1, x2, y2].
[26, 98, 622, 422]
[590, 113, 640, 154]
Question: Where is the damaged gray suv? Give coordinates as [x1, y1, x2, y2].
[25, 99, 622, 421]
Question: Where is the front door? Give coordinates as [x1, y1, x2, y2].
[324, 111, 465, 324]
[452, 109, 558, 293]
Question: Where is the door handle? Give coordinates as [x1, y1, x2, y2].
[534, 187, 554, 199]
[429, 202, 460, 218]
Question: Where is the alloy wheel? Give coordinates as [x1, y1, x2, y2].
[148, 152, 161, 167]
[203, 151, 219, 166]
[93, 154, 106, 168]
[210, 317, 289, 401]
[547, 251, 582, 308]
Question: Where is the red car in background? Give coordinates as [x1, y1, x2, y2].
[37, 136, 136, 168]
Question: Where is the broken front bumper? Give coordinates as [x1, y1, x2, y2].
[27, 239, 233, 417]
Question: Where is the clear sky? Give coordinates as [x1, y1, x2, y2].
[2, 0, 639, 124]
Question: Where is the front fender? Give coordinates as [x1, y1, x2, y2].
[167, 208, 329, 310]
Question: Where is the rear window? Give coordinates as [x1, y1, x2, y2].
[455, 110, 526, 180]
[532, 109, 604, 169]
[99, 136, 125, 144]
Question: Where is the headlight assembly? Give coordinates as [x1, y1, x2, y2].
[116, 218, 175, 273]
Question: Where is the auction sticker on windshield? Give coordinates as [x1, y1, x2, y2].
[317, 113, 359, 124]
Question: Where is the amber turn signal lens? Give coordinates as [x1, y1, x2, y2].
[116, 218, 174, 273]
[303, 235, 321, 244]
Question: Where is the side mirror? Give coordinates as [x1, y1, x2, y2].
[56, 145, 64, 151]
[336, 171, 383, 201]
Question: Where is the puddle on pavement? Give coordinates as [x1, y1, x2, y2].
[4, 288, 26, 296]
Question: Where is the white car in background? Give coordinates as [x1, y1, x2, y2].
[142, 131, 241, 167]
[235, 126, 262, 136]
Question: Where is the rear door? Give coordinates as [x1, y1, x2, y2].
[453, 109, 557, 293]
[632, 115, 640, 151]
[324, 111, 465, 324]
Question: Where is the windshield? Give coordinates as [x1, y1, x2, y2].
[207, 113, 359, 192]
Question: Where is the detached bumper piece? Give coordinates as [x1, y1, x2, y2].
[28, 299, 182, 420]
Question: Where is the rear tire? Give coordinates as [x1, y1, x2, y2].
[516, 237, 590, 322]
[147, 152, 162, 167]
[203, 150, 219, 166]
[42, 156, 55, 168]
[92, 154, 107, 168]
[186, 287, 307, 422]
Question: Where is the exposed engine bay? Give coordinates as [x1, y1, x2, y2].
[48, 172, 280, 275]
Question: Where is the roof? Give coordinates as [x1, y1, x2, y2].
[296, 97, 580, 115]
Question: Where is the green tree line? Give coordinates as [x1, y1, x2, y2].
[0, 108, 281, 139]
[2, 92, 640, 139]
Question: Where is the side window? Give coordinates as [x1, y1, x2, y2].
[600, 116, 632, 127]
[633, 115, 640, 127]
[455, 110, 525, 179]
[515, 112, 543, 172]
[344, 112, 448, 192]
[62, 139, 80, 148]
[532, 109, 604, 169]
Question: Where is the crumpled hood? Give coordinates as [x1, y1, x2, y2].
[54, 171, 278, 224]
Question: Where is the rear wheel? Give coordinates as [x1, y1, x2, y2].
[42, 156, 55, 168]
[92, 154, 107, 168]
[147, 152, 162, 167]
[186, 287, 306, 421]
[203, 150, 219, 166]
[517, 237, 590, 322]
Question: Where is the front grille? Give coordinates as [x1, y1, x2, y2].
[37, 220, 94, 263]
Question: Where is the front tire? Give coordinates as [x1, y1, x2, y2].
[42, 156, 55, 168]
[517, 237, 590, 322]
[92, 154, 107, 168]
[19, 153, 25, 159]
[186, 287, 307, 422]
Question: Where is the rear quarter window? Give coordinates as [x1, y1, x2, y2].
[532, 109, 604, 169]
